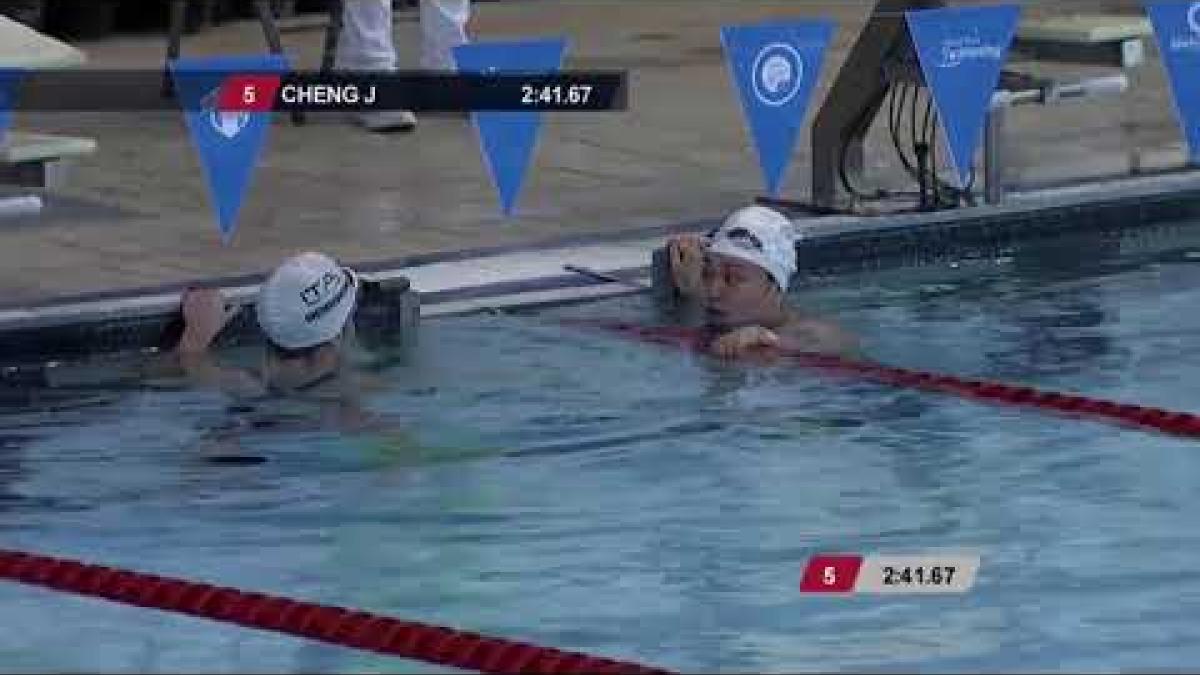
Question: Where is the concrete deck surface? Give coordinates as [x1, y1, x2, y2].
[0, 0, 1188, 307]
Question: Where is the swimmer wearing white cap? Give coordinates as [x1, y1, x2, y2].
[666, 206, 859, 359]
[176, 252, 362, 398]
[171, 253, 456, 462]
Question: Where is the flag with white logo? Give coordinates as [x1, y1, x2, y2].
[720, 20, 834, 197]
[1146, 0, 1200, 163]
[170, 54, 290, 244]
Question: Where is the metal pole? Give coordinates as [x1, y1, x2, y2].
[984, 103, 1006, 205]
[162, 0, 187, 98]
[321, 0, 344, 74]
[253, 0, 305, 126]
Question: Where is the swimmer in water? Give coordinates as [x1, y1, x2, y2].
[175, 252, 385, 439]
[664, 206, 859, 360]
[171, 252, 498, 466]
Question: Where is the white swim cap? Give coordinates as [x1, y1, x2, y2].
[256, 252, 359, 350]
[706, 205, 797, 291]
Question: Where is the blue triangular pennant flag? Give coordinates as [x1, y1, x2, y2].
[720, 20, 834, 197]
[0, 69, 25, 149]
[906, 5, 1020, 187]
[454, 39, 566, 217]
[169, 54, 289, 244]
[1146, 1, 1200, 164]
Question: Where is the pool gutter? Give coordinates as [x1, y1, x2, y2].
[2, 169, 1200, 370]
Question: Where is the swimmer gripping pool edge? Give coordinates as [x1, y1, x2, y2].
[157, 278, 396, 350]
[155, 264, 1200, 441]
[160, 268, 627, 347]
[559, 264, 1200, 440]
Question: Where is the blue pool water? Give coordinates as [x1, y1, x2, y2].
[2, 224, 1200, 672]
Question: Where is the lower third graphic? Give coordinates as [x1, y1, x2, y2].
[800, 552, 980, 594]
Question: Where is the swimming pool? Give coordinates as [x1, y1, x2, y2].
[2, 220, 1200, 672]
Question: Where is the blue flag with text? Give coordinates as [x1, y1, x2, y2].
[1146, 1, 1200, 163]
[906, 5, 1020, 187]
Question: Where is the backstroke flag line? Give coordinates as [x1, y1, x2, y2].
[170, 53, 290, 244]
[906, 4, 1021, 188]
[720, 20, 834, 197]
[453, 38, 567, 217]
[1146, 0, 1200, 164]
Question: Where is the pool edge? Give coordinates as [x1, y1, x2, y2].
[2, 169, 1200, 369]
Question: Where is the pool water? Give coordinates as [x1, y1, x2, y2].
[3, 224, 1200, 672]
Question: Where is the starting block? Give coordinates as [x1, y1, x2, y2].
[1, 15, 96, 191]
[0, 131, 97, 190]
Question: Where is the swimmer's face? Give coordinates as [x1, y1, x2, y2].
[702, 252, 782, 329]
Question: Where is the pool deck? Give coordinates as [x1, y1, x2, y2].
[0, 0, 1194, 324]
[3, 166, 1199, 336]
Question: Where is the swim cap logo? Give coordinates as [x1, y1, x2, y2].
[721, 226, 765, 252]
[1189, 2, 1200, 36]
[202, 88, 250, 140]
[301, 270, 353, 324]
[300, 271, 343, 307]
[752, 42, 804, 107]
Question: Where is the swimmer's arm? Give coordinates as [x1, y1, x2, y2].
[777, 320, 863, 359]
[660, 236, 708, 326]
[175, 350, 265, 398]
[135, 340, 262, 397]
[173, 287, 266, 397]
[175, 311, 264, 397]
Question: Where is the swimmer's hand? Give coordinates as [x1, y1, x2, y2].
[175, 288, 263, 397]
[711, 325, 781, 359]
[178, 287, 241, 354]
[667, 234, 707, 300]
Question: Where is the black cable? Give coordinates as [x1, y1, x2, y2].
[910, 81, 921, 161]
[925, 97, 978, 196]
[881, 72, 992, 211]
[843, 69, 989, 207]
[921, 90, 934, 147]
[887, 82, 900, 158]
[920, 90, 939, 206]
[906, 81, 934, 209]
[889, 82, 919, 180]
[921, 92, 977, 208]
[928, 106, 958, 209]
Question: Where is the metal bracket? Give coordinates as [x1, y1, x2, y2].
[983, 73, 1130, 204]
[811, 0, 944, 210]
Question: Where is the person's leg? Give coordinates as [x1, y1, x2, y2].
[337, 0, 397, 71]
[337, 0, 416, 132]
[420, 0, 470, 71]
